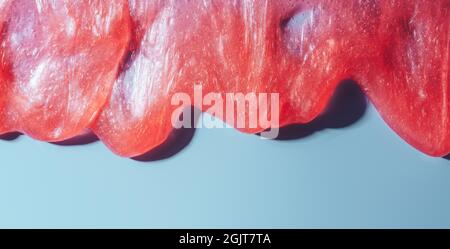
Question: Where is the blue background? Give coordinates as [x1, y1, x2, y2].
[1, 83, 450, 228]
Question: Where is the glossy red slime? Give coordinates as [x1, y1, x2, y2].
[0, 0, 448, 158]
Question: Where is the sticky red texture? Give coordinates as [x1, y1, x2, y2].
[0, 1, 12, 134]
[355, 1, 450, 156]
[93, 1, 382, 157]
[0, 0, 449, 158]
[0, 0, 130, 141]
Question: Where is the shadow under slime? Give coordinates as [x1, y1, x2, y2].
[135, 80, 367, 162]
[273, 80, 368, 140]
[3, 82, 447, 160]
[52, 131, 99, 146]
[0, 132, 22, 141]
[133, 107, 199, 162]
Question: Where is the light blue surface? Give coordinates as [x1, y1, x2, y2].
[0, 103, 449, 228]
